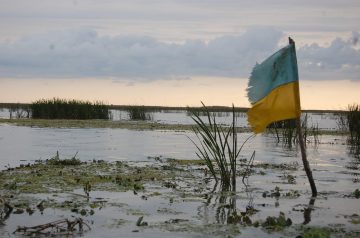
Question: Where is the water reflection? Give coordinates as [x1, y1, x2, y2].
[0, 199, 12, 223]
[200, 186, 239, 225]
[199, 160, 256, 226]
[0, 124, 196, 169]
[347, 145, 360, 183]
[303, 198, 316, 225]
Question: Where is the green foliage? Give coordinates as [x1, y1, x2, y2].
[347, 104, 360, 147]
[46, 151, 82, 166]
[31, 98, 110, 120]
[303, 227, 330, 238]
[353, 189, 360, 199]
[262, 212, 292, 231]
[125, 105, 153, 120]
[190, 102, 253, 191]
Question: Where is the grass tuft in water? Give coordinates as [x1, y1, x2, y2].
[46, 151, 82, 166]
[190, 102, 253, 191]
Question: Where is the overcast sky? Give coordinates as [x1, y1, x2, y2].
[0, 0, 359, 108]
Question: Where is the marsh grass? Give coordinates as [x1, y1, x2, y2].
[190, 102, 253, 191]
[46, 151, 81, 166]
[335, 104, 360, 155]
[8, 103, 30, 119]
[268, 114, 320, 147]
[125, 106, 153, 121]
[31, 98, 109, 120]
[336, 111, 348, 132]
[347, 104, 360, 147]
[186, 107, 246, 118]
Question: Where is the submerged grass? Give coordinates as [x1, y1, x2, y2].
[1, 152, 359, 237]
[0, 153, 178, 194]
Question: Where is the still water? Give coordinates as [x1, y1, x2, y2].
[0, 121, 356, 177]
[0, 108, 339, 129]
[0, 116, 358, 237]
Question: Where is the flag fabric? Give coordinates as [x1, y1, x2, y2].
[247, 42, 301, 133]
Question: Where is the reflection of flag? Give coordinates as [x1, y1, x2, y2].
[247, 41, 301, 133]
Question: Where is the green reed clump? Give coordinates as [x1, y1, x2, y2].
[347, 104, 360, 146]
[46, 151, 82, 166]
[125, 106, 153, 121]
[190, 103, 253, 191]
[268, 114, 320, 147]
[31, 98, 109, 120]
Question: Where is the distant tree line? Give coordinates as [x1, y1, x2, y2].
[31, 98, 110, 120]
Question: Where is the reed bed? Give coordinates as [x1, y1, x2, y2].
[31, 98, 109, 120]
[335, 104, 360, 155]
[347, 104, 360, 147]
[125, 106, 153, 121]
[347, 104, 360, 143]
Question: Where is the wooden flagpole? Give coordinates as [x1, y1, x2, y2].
[289, 37, 317, 197]
[296, 118, 317, 197]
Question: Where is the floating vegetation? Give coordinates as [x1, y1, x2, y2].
[261, 212, 292, 231]
[250, 161, 299, 171]
[353, 189, 360, 199]
[31, 98, 110, 120]
[301, 227, 330, 238]
[46, 151, 82, 166]
[0, 145, 359, 237]
[13, 218, 91, 236]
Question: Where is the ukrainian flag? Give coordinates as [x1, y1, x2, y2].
[247, 41, 301, 133]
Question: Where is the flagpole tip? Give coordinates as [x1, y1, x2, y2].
[289, 37, 295, 45]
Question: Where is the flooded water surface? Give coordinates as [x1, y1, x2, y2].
[0, 115, 359, 237]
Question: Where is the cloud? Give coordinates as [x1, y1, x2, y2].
[297, 31, 360, 80]
[0, 26, 282, 79]
[0, 27, 359, 81]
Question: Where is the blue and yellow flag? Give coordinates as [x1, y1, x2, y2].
[247, 41, 301, 133]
